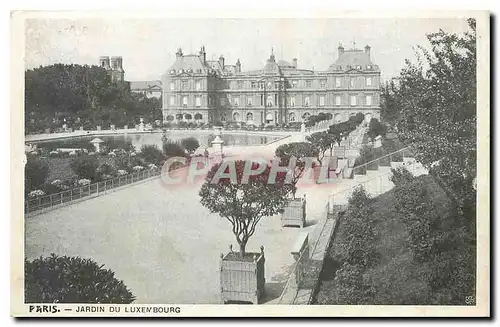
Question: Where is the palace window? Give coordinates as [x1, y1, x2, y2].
[237, 81, 243, 89]
[292, 80, 298, 88]
[251, 81, 256, 88]
[170, 82, 175, 91]
[182, 96, 188, 107]
[366, 95, 372, 106]
[335, 96, 341, 106]
[350, 95, 357, 106]
[290, 96, 296, 107]
[304, 96, 310, 107]
[234, 97, 240, 107]
[350, 78, 355, 87]
[195, 81, 202, 91]
[306, 80, 312, 88]
[169, 96, 175, 106]
[366, 77, 372, 86]
[320, 79, 327, 88]
[182, 80, 188, 89]
[195, 96, 202, 107]
[289, 112, 296, 122]
[335, 77, 341, 87]
[319, 96, 325, 106]
[246, 112, 254, 122]
[247, 96, 253, 106]
[220, 113, 227, 122]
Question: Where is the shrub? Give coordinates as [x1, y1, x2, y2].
[25, 157, 49, 191]
[25, 254, 135, 303]
[70, 155, 99, 181]
[139, 144, 164, 165]
[163, 141, 186, 158]
[180, 137, 200, 155]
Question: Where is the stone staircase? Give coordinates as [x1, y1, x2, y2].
[328, 147, 429, 208]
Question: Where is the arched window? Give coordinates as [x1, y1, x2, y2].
[289, 112, 296, 122]
[233, 112, 240, 121]
[302, 112, 311, 120]
[246, 112, 254, 122]
[220, 113, 227, 122]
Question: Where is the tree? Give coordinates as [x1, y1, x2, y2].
[25, 254, 135, 303]
[367, 118, 388, 141]
[275, 142, 318, 198]
[139, 144, 165, 165]
[199, 160, 291, 257]
[306, 132, 334, 166]
[25, 156, 49, 191]
[163, 141, 186, 158]
[180, 137, 200, 155]
[70, 155, 100, 180]
[384, 19, 476, 207]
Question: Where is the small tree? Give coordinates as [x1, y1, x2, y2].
[367, 118, 387, 141]
[25, 254, 135, 303]
[140, 144, 165, 165]
[70, 155, 99, 180]
[275, 142, 319, 198]
[306, 132, 334, 166]
[181, 137, 200, 155]
[25, 156, 49, 191]
[199, 160, 291, 257]
[163, 141, 186, 158]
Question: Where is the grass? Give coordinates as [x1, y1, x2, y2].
[315, 174, 455, 304]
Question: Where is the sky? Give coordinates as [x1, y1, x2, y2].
[25, 18, 471, 82]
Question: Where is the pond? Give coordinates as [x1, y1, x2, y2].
[34, 132, 281, 152]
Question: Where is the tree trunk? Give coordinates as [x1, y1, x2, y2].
[239, 241, 247, 258]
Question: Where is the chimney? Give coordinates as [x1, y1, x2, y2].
[219, 55, 225, 69]
[199, 45, 206, 63]
[338, 44, 345, 58]
[364, 45, 371, 57]
[235, 59, 241, 73]
[292, 58, 297, 68]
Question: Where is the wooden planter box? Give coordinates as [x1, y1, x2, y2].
[220, 247, 265, 304]
[281, 197, 306, 228]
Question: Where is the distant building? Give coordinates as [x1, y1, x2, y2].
[129, 80, 163, 98]
[161, 44, 381, 125]
[99, 56, 125, 83]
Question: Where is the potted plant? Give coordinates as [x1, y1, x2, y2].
[275, 142, 318, 227]
[199, 160, 291, 304]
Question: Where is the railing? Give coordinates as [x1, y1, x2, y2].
[328, 156, 424, 214]
[277, 213, 332, 304]
[352, 145, 414, 175]
[25, 168, 161, 215]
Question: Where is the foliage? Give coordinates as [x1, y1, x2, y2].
[24, 64, 161, 133]
[199, 160, 291, 257]
[180, 137, 200, 155]
[275, 142, 318, 198]
[306, 132, 335, 165]
[319, 174, 475, 305]
[139, 144, 165, 165]
[25, 254, 135, 303]
[163, 141, 186, 158]
[380, 19, 477, 207]
[25, 156, 49, 191]
[367, 118, 387, 141]
[70, 155, 100, 180]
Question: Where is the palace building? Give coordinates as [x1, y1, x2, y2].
[161, 44, 381, 125]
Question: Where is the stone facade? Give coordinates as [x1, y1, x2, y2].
[161, 45, 381, 125]
[99, 56, 125, 83]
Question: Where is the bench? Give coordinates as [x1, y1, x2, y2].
[291, 232, 309, 261]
